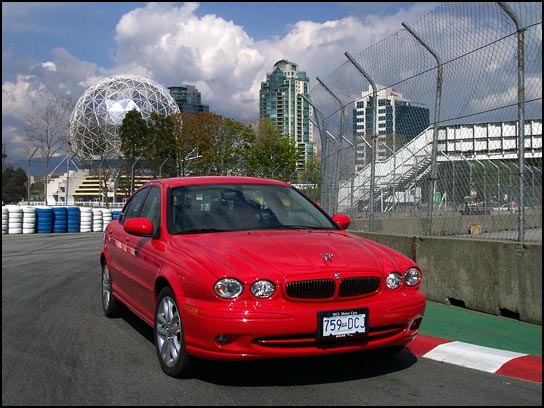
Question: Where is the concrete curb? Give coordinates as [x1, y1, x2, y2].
[407, 334, 542, 384]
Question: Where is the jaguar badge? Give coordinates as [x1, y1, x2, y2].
[320, 253, 334, 262]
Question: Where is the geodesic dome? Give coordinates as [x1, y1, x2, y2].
[69, 74, 180, 160]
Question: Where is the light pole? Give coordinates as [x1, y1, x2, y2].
[159, 158, 169, 178]
[130, 157, 141, 195]
[27, 147, 39, 205]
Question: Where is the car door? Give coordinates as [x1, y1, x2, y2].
[122, 185, 163, 317]
[106, 186, 150, 298]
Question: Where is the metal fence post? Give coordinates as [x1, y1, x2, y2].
[497, 2, 526, 242]
[402, 22, 443, 236]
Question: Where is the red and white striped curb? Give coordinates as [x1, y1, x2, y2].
[407, 334, 542, 383]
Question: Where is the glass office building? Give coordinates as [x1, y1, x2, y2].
[352, 85, 429, 170]
[168, 85, 209, 114]
[259, 60, 314, 169]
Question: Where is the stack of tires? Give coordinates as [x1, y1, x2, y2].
[35, 206, 54, 233]
[2, 206, 9, 234]
[112, 209, 121, 221]
[53, 206, 68, 233]
[92, 208, 103, 232]
[67, 207, 81, 233]
[102, 208, 112, 229]
[7, 205, 23, 234]
[80, 207, 93, 232]
[22, 206, 36, 234]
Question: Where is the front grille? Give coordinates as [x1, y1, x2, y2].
[285, 279, 335, 299]
[285, 276, 381, 299]
[339, 277, 381, 297]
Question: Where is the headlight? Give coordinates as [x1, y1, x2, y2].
[250, 280, 275, 298]
[386, 272, 403, 289]
[404, 268, 421, 286]
[214, 278, 243, 298]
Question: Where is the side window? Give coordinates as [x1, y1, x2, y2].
[120, 188, 150, 223]
[139, 187, 161, 234]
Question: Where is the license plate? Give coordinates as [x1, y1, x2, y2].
[317, 308, 368, 340]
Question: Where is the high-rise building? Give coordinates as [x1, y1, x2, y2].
[259, 59, 314, 169]
[352, 85, 429, 170]
[168, 85, 209, 114]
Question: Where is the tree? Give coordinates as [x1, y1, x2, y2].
[203, 117, 255, 176]
[298, 155, 321, 202]
[23, 93, 73, 204]
[2, 143, 7, 171]
[146, 112, 178, 178]
[246, 118, 299, 180]
[2, 165, 27, 204]
[119, 109, 150, 164]
[119, 109, 150, 193]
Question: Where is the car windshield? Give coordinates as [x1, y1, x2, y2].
[167, 183, 338, 234]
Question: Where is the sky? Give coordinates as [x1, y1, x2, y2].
[2, 1, 439, 167]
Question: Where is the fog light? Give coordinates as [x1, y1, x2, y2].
[215, 334, 230, 345]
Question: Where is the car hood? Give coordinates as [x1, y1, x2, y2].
[170, 230, 406, 280]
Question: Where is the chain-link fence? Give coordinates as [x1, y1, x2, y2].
[308, 2, 542, 242]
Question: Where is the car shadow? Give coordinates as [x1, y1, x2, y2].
[190, 349, 418, 386]
[117, 305, 418, 385]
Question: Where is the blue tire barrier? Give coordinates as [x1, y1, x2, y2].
[35, 206, 54, 233]
[67, 206, 81, 233]
[112, 209, 121, 220]
[53, 206, 68, 233]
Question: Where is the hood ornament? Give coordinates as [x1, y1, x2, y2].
[320, 253, 334, 262]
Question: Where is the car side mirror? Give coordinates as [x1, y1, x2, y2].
[124, 218, 155, 236]
[332, 213, 351, 229]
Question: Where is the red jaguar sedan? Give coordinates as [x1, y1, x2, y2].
[101, 176, 425, 377]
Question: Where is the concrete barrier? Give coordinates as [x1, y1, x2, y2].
[351, 231, 542, 325]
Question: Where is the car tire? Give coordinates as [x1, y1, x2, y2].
[102, 262, 120, 317]
[154, 287, 191, 378]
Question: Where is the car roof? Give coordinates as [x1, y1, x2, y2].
[140, 176, 292, 189]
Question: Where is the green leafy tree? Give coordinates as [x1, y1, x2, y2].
[297, 155, 321, 202]
[246, 118, 298, 180]
[30, 180, 44, 202]
[119, 109, 150, 193]
[2, 165, 27, 204]
[176, 112, 222, 176]
[205, 117, 255, 175]
[2, 143, 7, 171]
[119, 109, 150, 163]
[146, 112, 178, 177]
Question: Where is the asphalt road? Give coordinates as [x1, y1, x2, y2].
[2, 232, 541, 406]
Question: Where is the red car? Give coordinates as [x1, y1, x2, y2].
[101, 176, 425, 377]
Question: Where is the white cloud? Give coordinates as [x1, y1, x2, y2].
[41, 61, 57, 72]
[2, 2, 433, 161]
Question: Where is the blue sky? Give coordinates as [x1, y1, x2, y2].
[2, 2, 435, 165]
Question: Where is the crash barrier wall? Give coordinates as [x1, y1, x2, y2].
[350, 230, 542, 325]
[1, 206, 121, 235]
[350, 211, 542, 239]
